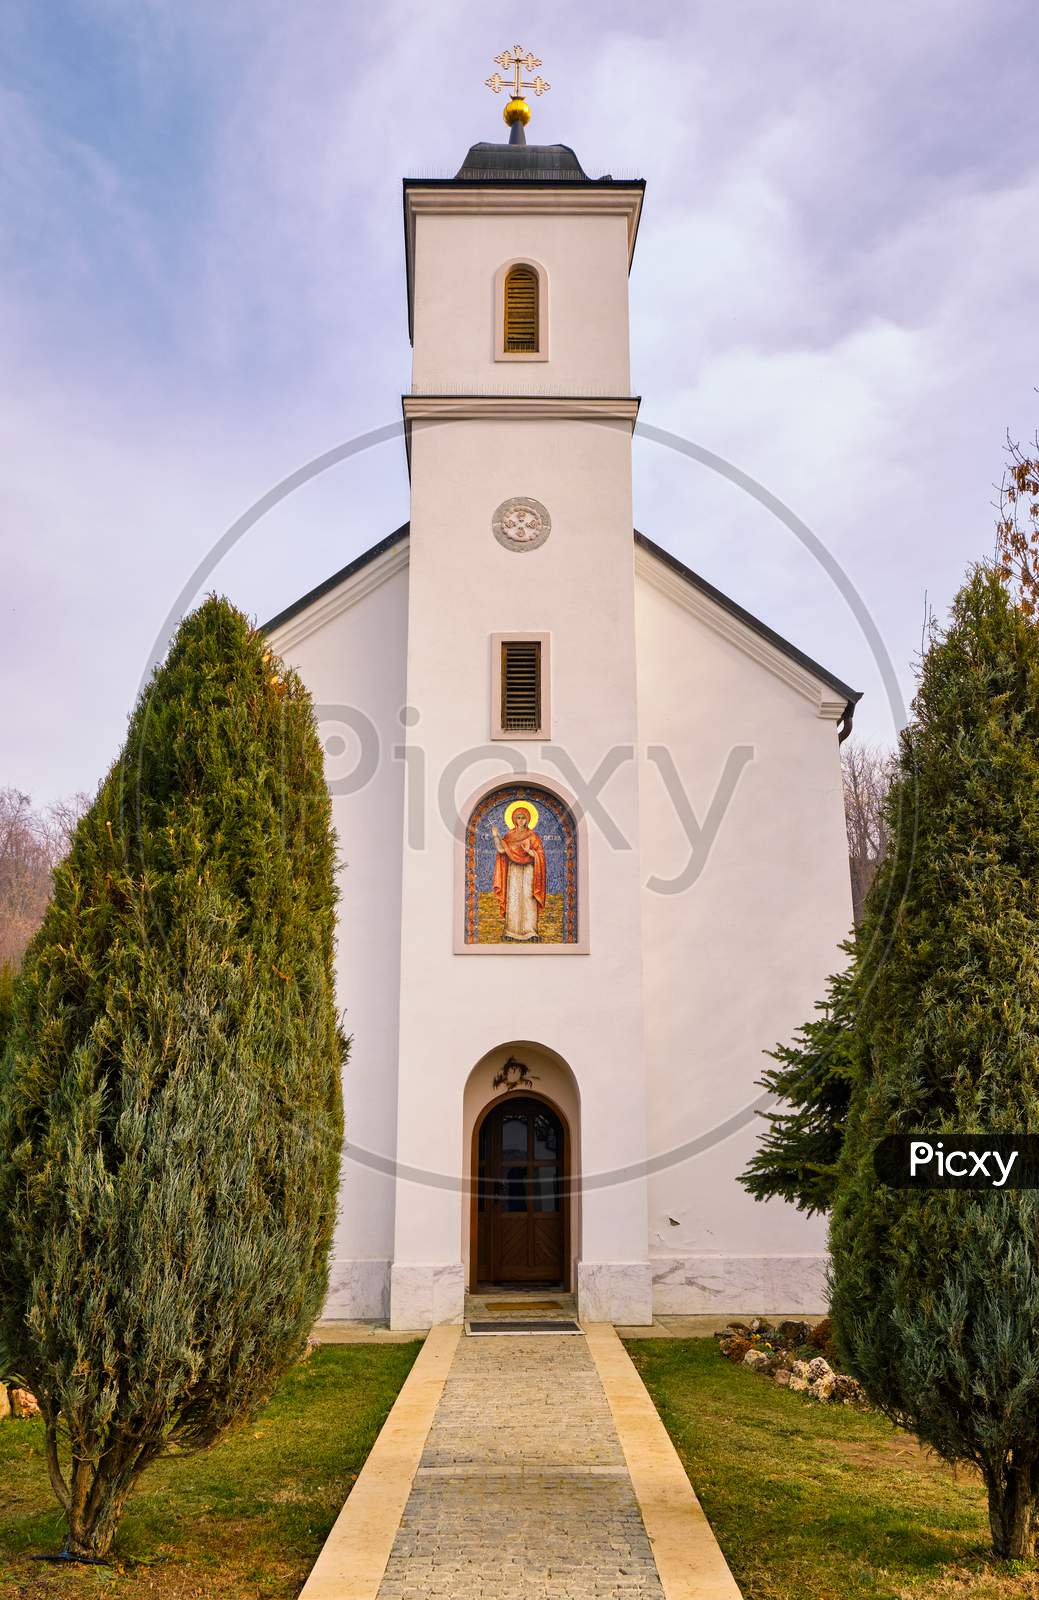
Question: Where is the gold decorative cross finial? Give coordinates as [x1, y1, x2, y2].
[485, 45, 550, 131]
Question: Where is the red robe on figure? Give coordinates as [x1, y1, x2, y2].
[492, 818, 547, 919]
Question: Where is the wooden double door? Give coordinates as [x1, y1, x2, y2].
[475, 1097, 567, 1287]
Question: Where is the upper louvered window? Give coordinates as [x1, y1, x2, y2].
[503, 265, 539, 353]
[491, 632, 550, 740]
[500, 639, 542, 731]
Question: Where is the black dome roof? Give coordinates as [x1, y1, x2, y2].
[454, 141, 591, 181]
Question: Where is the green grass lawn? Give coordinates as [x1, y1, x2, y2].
[627, 1339, 1039, 1600]
[0, 1342, 421, 1599]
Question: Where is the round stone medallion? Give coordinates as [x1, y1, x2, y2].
[491, 496, 552, 552]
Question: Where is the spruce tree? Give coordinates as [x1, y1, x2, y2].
[0, 598, 345, 1560]
[829, 566, 1039, 1559]
[740, 957, 857, 1216]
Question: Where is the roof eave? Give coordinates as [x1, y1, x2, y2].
[261, 522, 410, 635]
[263, 523, 862, 741]
[634, 529, 862, 727]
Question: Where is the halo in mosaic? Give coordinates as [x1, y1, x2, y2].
[465, 784, 578, 945]
[491, 496, 552, 552]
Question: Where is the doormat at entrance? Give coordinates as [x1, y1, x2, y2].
[483, 1300, 563, 1312]
[465, 1318, 583, 1336]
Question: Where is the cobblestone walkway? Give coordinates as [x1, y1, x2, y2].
[375, 1331, 665, 1599]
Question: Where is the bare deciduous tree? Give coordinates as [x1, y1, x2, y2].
[0, 788, 86, 972]
[842, 743, 893, 924]
[996, 431, 1039, 617]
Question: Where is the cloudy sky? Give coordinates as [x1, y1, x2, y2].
[2, 0, 1036, 805]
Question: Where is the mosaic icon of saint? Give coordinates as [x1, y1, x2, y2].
[491, 801, 546, 942]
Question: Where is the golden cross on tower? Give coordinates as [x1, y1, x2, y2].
[485, 45, 550, 139]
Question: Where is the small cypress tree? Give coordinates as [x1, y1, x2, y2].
[740, 956, 857, 1216]
[830, 565, 1039, 1559]
[0, 598, 345, 1559]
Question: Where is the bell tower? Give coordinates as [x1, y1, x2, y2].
[389, 56, 653, 1329]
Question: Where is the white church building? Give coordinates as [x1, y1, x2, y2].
[266, 109, 858, 1331]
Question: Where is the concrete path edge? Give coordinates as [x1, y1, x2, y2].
[297, 1323, 460, 1600]
[584, 1322, 744, 1600]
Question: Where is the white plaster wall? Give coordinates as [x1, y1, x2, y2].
[634, 562, 852, 1313]
[411, 211, 632, 393]
[391, 411, 652, 1328]
[266, 176, 852, 1326]
[268, 563, 409, 1319]
[390, 196, 650, 1329]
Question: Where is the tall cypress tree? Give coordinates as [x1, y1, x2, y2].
[0, 598, 345, 1559]
[830, 566, 1039, 1559]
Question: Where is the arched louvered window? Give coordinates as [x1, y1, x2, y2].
[503, 264, 539, 353]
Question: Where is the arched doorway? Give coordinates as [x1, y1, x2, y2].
[473, 1095, 569, 1287]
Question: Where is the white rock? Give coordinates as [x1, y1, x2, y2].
[743, 1349, 771, 1371]
[807, 1356, 833, 1382]
[788, 1376, 809, 1393]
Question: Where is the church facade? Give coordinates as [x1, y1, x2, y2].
[266, 128, 858, 1330]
